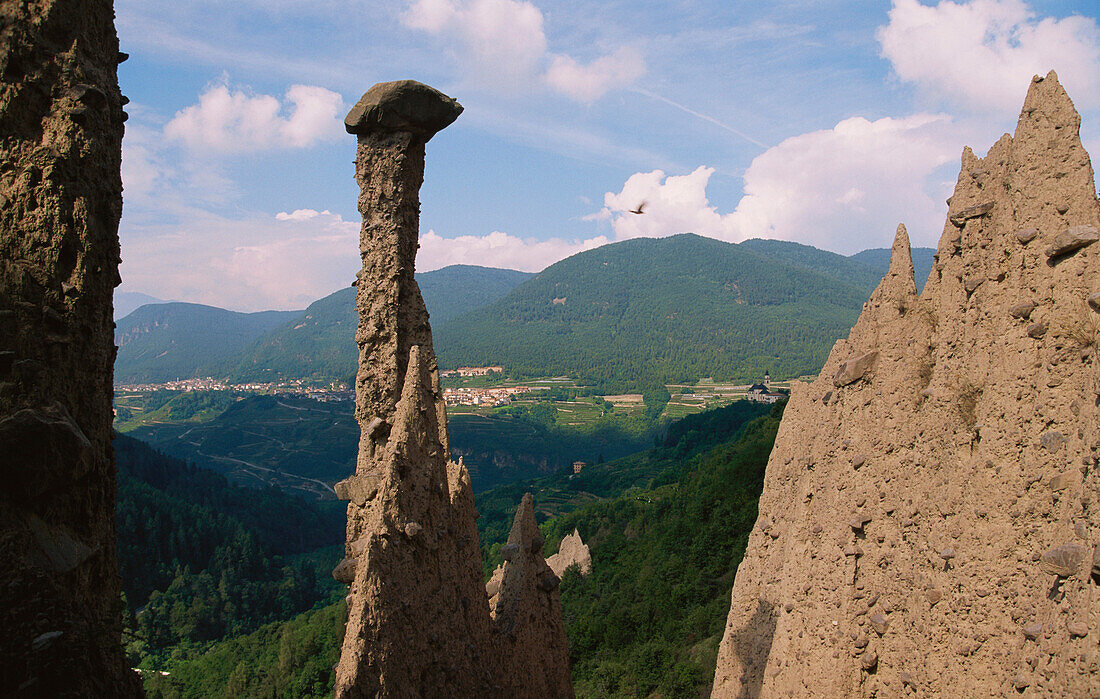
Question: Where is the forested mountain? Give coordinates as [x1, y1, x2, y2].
[115, 265, 532, 385]
[114, 435, 344, 664]
[116, 239, 932, 390]
[434, 234, 874, 389]
[224, 264, 533, 382]
[115, 291, 169, 320]
[115, 303, 301, 384]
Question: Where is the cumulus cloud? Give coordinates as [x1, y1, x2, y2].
[403, 0, 643, 100]
[164, 83, 345, 151]
[546, 47, 646, 102]
[596, 113, 967, 253]
[878, 0, 1100, 111]
[418, 230, 610, 272]
[120, 209, 360, 311]
[120, 206, 614, 310]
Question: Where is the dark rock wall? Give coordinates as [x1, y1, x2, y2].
[0, 0, 139, 695]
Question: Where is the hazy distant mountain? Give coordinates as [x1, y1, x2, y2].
[115, 304, 303, 384]
[433, 234, 879, 389]
[226, 265, 534, 383]
[114, 291, 168, 320]
[115, 239, 933, 389]
[115, 265, 533, 385]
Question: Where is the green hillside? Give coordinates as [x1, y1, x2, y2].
[115, 303, 301, 384]
[114, 435, 344, 669]
[140, 400, 782, 697]
[225, 264, 531, 382]
[434, 234, 874, 390]
[122, 393, 657, 495]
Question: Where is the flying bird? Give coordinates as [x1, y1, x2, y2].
[628, 201, 647, 215]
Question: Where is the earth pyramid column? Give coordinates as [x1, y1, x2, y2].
[713, 72, 1099, 697]
[0, 0, 140, 695]
[333, 80, 497, 696]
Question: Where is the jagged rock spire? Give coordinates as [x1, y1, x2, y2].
[491, 494, 574, 698]
[714, 73, 1099, 697]
[334, 81, 572, 697]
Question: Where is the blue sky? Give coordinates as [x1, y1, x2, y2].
[115, 0, 1100, 311]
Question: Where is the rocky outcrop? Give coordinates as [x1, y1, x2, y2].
[547, 528, 592, 578]
[0, 1, 140, 695]
[334, 80, 572, 697]
[714, 72, 1099, 697]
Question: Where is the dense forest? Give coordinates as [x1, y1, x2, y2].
[122, 392, 665, 495]
[115, 435, 345, 668]
[134, 400, 782, 696]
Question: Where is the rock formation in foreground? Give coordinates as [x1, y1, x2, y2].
[333, 80, 573, 697]
[713, 72, 1098, 697]
[547, 528, 593, 578]
[0, 1, 140, 695]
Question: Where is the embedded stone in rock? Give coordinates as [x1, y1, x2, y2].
[1022, 623, 1043, 640]
[1092, 544, 1100, 580]
[834, 351, 878, 387]
[849, 514, 872, 531]
[1040, 431, 1066, 450]
[1016, 228, 1039, 244]
[0, 405, 92, 499]
[964, 277, 984, 294]
[334, 474, 381, 504]
[332, 557, 356, 584]
[852, 454, 866, 469]
[1008, 301, 1036, 319]
[939, 548, 956, 562]
[501, 543, 520, 562]
[404, 522, 422, 538]
[949, 201, 994, 226]
[26, 516, 96, 573]
[344, 80, 464, 138]
[1087, 292, 1100, 312]
[1048, 473, 1074, 491]
[869, 613, 889, 635]
[1027, 322, 1047, 338]
[1038, 543, 1085, 577]
[1044, 225, 1098, 258]
[860, 651, 878, 670]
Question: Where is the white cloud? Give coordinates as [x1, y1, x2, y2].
[418, 229, 610, 272]
[164, 83, 345, 152]
[403, 0, 643, 100]
[546, 47, 646, 102]
[121, 206, 613, 310]
[595, 113, 967, 253]
[878, 0, 1100, 111]
[120, 209, 359, 311]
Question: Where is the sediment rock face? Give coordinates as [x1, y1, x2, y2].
[547, 528, 592, 578]
[490, 494, 574, 697]
[0, 1, 140, 695]
[714, 72, 1099, 697]
[334, 80, 572, 697]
